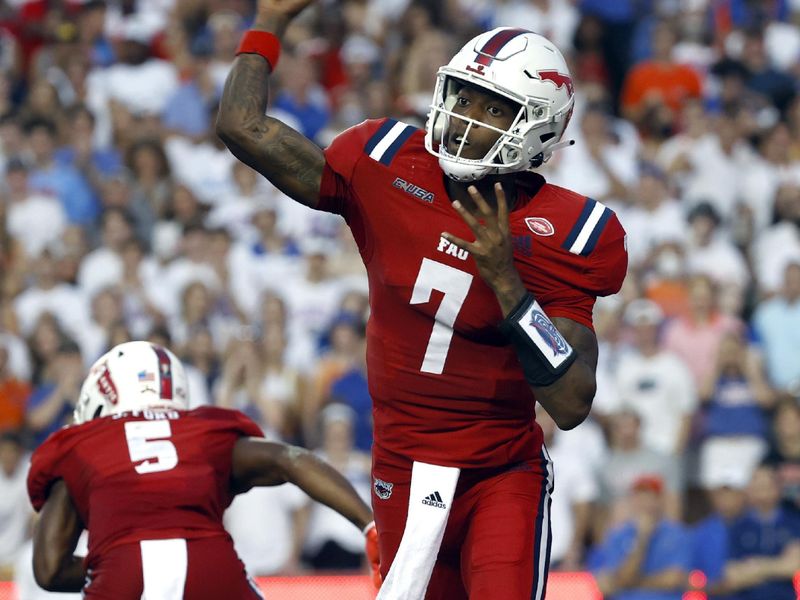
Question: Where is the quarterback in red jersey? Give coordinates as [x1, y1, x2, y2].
[27, 341, 379, 598]
[218, 1, 626, 598]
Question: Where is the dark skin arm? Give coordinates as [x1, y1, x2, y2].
[215, 0, 324, 209]
[230, 437, 373, 532]
[442, 183, 597, 430]
[32, 480, 86, 592]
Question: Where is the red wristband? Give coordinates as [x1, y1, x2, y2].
[236, 30, 281, 70]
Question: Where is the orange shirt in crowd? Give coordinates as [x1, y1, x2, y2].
[0, 378, 31, 431]
[621, 62, 702, 114]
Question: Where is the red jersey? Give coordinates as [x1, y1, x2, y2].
[27, 407, 262, 570]
[319, 118, 627, 468]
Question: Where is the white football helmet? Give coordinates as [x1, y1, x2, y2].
[425, 28, 575, 182]
[73, 341, 189, 424]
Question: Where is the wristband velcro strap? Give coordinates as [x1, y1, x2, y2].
[236, 30, 281, 70]
[498, 293, 577, 387]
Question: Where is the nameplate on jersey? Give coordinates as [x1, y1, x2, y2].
[364, 119, 417, 166]
[561, 197, 613, 257]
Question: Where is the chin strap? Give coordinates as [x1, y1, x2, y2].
[531, 138, 575, 168]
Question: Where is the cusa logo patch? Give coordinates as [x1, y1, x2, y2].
[530, 311, 570, 356]
[374, 477, 393, 500]
[525, 217, 555, 236]
[392, 177, 435, 203]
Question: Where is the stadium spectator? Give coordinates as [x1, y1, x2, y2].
[683, 202, 749, 290]
[76, 207, 133, 298]
[598, 409, 683, 531]
[620, 21, 702, 137]
[689, 467, 749, 600]
[3, 157, 67, 261]
[591, 474, 691, 600]
[13, 251, 88, 352]
[24, 339, 82, 447]
[752, 184, 800, 295]
[696, 330, 773, 493]
[753, 261, 800, 392]
[537, 407, 597, 571]
[258, 324, 306, 443]
[25, 118, 97, 227]
[662, 275, 744, 387]
[723, 464, 800, 599]
[0, 430, 30, 580]
[764, 400, 800, 516]
[0, 341, 30, 432]
[614, 299, 698, 455]
[124, 138, 172, 221]
[302, 403, 371, 571]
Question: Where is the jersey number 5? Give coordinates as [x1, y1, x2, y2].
[411, 258, 473, 374]
[124, 421, 178, 474]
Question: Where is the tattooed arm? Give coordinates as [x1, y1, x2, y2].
[216, 1, 323, 209]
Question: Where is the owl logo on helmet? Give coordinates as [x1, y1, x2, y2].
[425, 28, 575, 182]
[73, 341, 189, 424]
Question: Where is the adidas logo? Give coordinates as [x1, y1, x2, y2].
[422, 491, 446, 509]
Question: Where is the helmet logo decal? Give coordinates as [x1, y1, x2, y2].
[152, 345, 173, 400]
[534, 70, 574, 97]
[465, 64, 486, 76]
[97, 366, 119, 406]
[474, 28, 529, 66]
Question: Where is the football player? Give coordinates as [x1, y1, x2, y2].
[28, 341, 380, 598]
[217, 1, 627, 598]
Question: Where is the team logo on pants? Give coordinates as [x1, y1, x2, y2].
[374, 477, 393, 500]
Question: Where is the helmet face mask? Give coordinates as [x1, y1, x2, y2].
[425, 28, 575, 182]
[73, 342, 189, 425]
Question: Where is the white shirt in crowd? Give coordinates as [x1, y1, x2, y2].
[0, 454, 30, 569]
[13, 284, 90, 339]
[89, 58, 179, 117]
[613, 351, 698, 455]
[164, 136, 237, 206]
[6, 193, 66, 259]
[545, 441, 598, 565]
[618, 200, 688, 267]
[686, 234, 749, 289]
[224, 483, 308, 576]
[303, 453, 371, 557]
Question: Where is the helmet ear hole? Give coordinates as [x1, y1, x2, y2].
[92, 405, 104, 420]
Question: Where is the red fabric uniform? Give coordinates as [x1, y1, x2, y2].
[318, 118, 627, 598]
[27, 406, 263, 599]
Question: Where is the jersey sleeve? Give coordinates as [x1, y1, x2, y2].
[318, 118, 387, 217]
[27, 432, 67, 511]
[537, 209, 627, 329]
[585, 211, 628, 297]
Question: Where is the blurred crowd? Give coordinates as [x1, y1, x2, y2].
[0, 0, 799, 597]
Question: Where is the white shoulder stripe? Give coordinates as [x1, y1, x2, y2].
[368, 121, 413, 162]
[568, 201, 609, 255]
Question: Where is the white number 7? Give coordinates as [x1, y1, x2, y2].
[124, 421, 178, 474]
[411, 258, 473, 374]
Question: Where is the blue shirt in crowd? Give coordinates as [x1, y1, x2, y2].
[591, 520, 691, 600]
[690, 514, 742, 600]
[329, 368, 372, 453]
[753, 297, 800, 391]
[29, 163, 98, 226]
[728, 508, 800, 600]
[703, 376, 768, 439]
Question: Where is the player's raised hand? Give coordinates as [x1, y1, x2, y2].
[442, 183, 522, 295]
